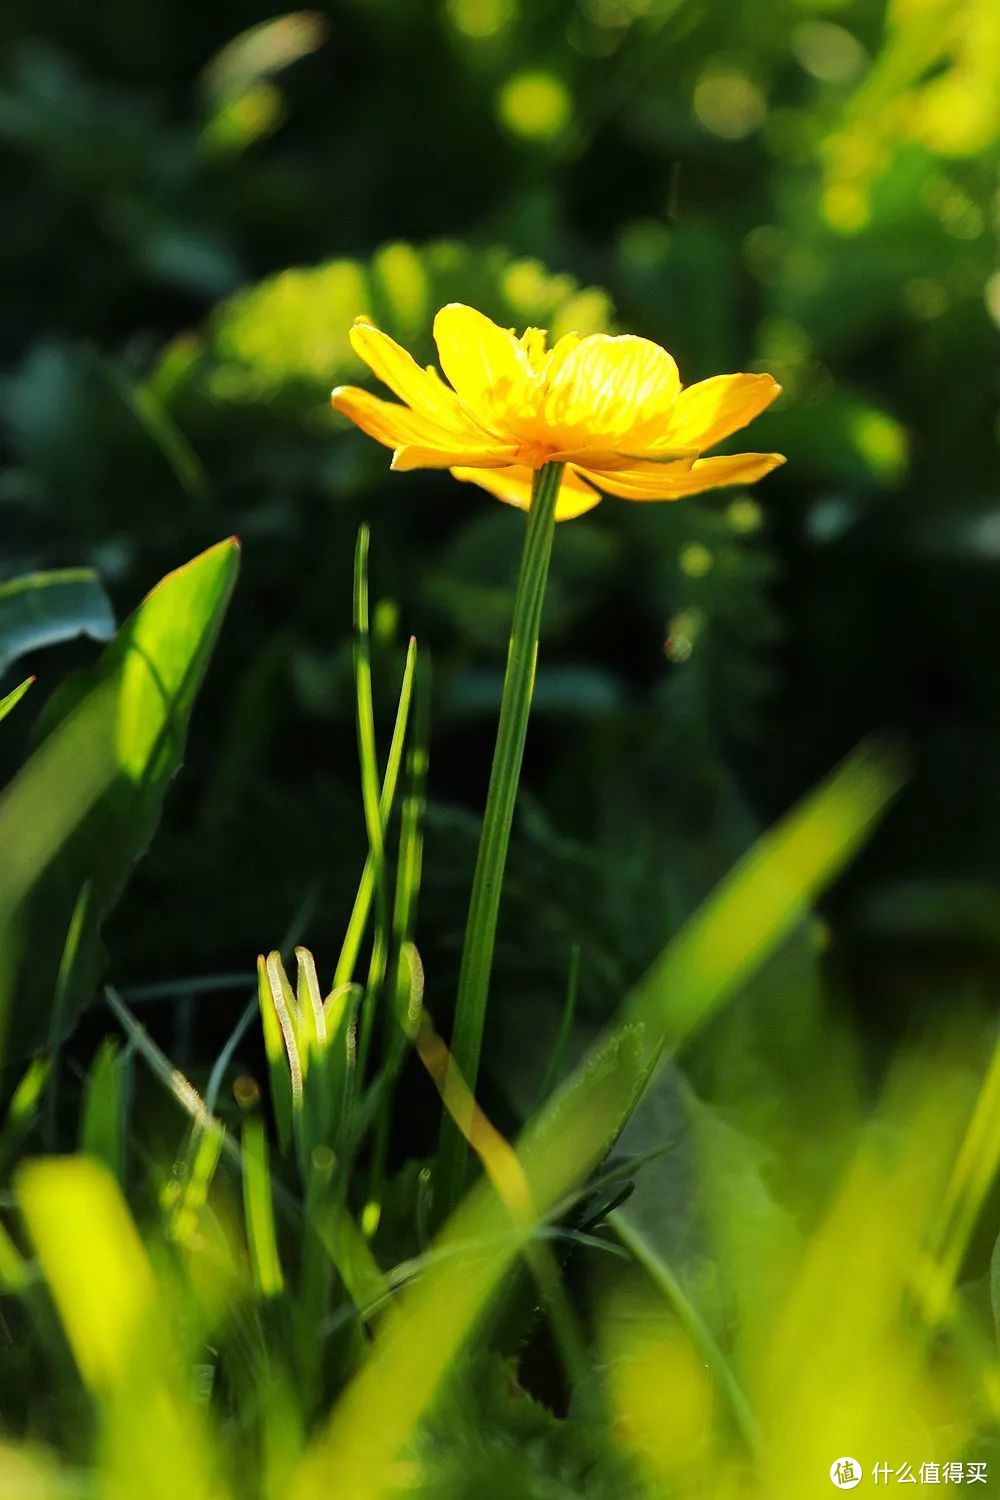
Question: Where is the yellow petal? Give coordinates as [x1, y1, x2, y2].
[450, 464, 602, 521]
[546, 444, 698, 471]
[543, 334, 680, 442]
[349, 319, 489, 439]
[432, 304, 531, 415]
[391, 442, 520, 472]
[657, 373, 781, 452]
[576, 452, 785, 500]
[332, 386, 465, 452]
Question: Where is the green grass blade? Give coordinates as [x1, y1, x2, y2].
[79, 1038, 126, 1183]
[288, 741, 902, 1500]
[0, 1056, 52, 1174]
[352, 526, 390, 1081]
[333, 636, 417, 992]
[258, 951, 301, 1155]
[240, 1093, 285, 1300]
[0, 676, 34, 725]
[609, 1208, 763, 1458]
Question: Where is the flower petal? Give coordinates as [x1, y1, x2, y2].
[391, 442, 520, 472]
[656, 373, 781, 452]
[349, 319, 488, 438]
[450, 464, 602, 521]
[332, 386, 465, 451]
[543, 334, 680, 442]
[576, 452, 785, 500]
[432, 304, 531, 415]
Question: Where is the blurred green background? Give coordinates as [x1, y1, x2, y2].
[1, 0, 998, 1087]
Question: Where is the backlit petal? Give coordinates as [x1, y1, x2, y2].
[543, 334, 680, 442]
[656, 373, 781, 452]
[433, 304, 531, 416]
[349, 319, 487, 438]
[576, 452, 785, 500]
[450, 464, 602, 521]
[391, 442, 520, 472]
[331, 386, 466, 452]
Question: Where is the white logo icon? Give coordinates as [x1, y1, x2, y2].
[830, 1457, 863, 1489]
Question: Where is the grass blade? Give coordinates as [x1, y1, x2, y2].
[288, 741, 902, 1500]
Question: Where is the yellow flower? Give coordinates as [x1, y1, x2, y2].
[331, 304, 784, 520]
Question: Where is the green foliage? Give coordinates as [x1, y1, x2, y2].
[155, 240, 614, 416]
[0, 569, 114, 678]
[0, 541, 239, 1058]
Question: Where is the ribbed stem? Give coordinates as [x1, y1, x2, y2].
[434, 462, 564, 1219]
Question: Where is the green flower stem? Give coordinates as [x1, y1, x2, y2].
[435, 461, 564, 1219]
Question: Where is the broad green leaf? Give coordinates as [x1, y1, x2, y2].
[0, 568, 115, 677]
[0, 540, 239, 1059]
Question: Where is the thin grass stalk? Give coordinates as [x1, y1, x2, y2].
[435, 461, 564, 1218]
[352, 526, 389, 1081]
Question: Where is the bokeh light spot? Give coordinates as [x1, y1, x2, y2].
[665, 607, 704, 663]
[821, 183, 870, 234]
[446, 0, 516, 40]
[694, 68, 766, 140]
[902, 277, 949, 321]
[849, 409, 908, 483]
[792, 21, 867, 84]
[984, 272, 1000, 330]
[680, 542, 714, 578]
[497, 71, 572, 141]
[728, 497, 763, 535]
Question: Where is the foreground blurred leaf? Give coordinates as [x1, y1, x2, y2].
[0, 540, 239, 1059]
[17, 1157, 224, 1500]
[0, 568, 115, 677]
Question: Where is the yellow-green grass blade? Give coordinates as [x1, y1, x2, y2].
[352, 526, 389, 1080]
[0, 1056, 52, 1175]
[296, 946, 331, 1152]
[240, 1100, 284, 1300]
[366, 655, 430, 1226]
[609, 1208, 763, 1459]
[919, 1027, 1000, 1325]
[104, 988, 227, 1244]
[16, 1157, 225, 1500]
[258, 951, 302, 1155]
[289, 741, 902, 1500]
[0, 675, 34, 725]
[333, 635, 417, 993]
